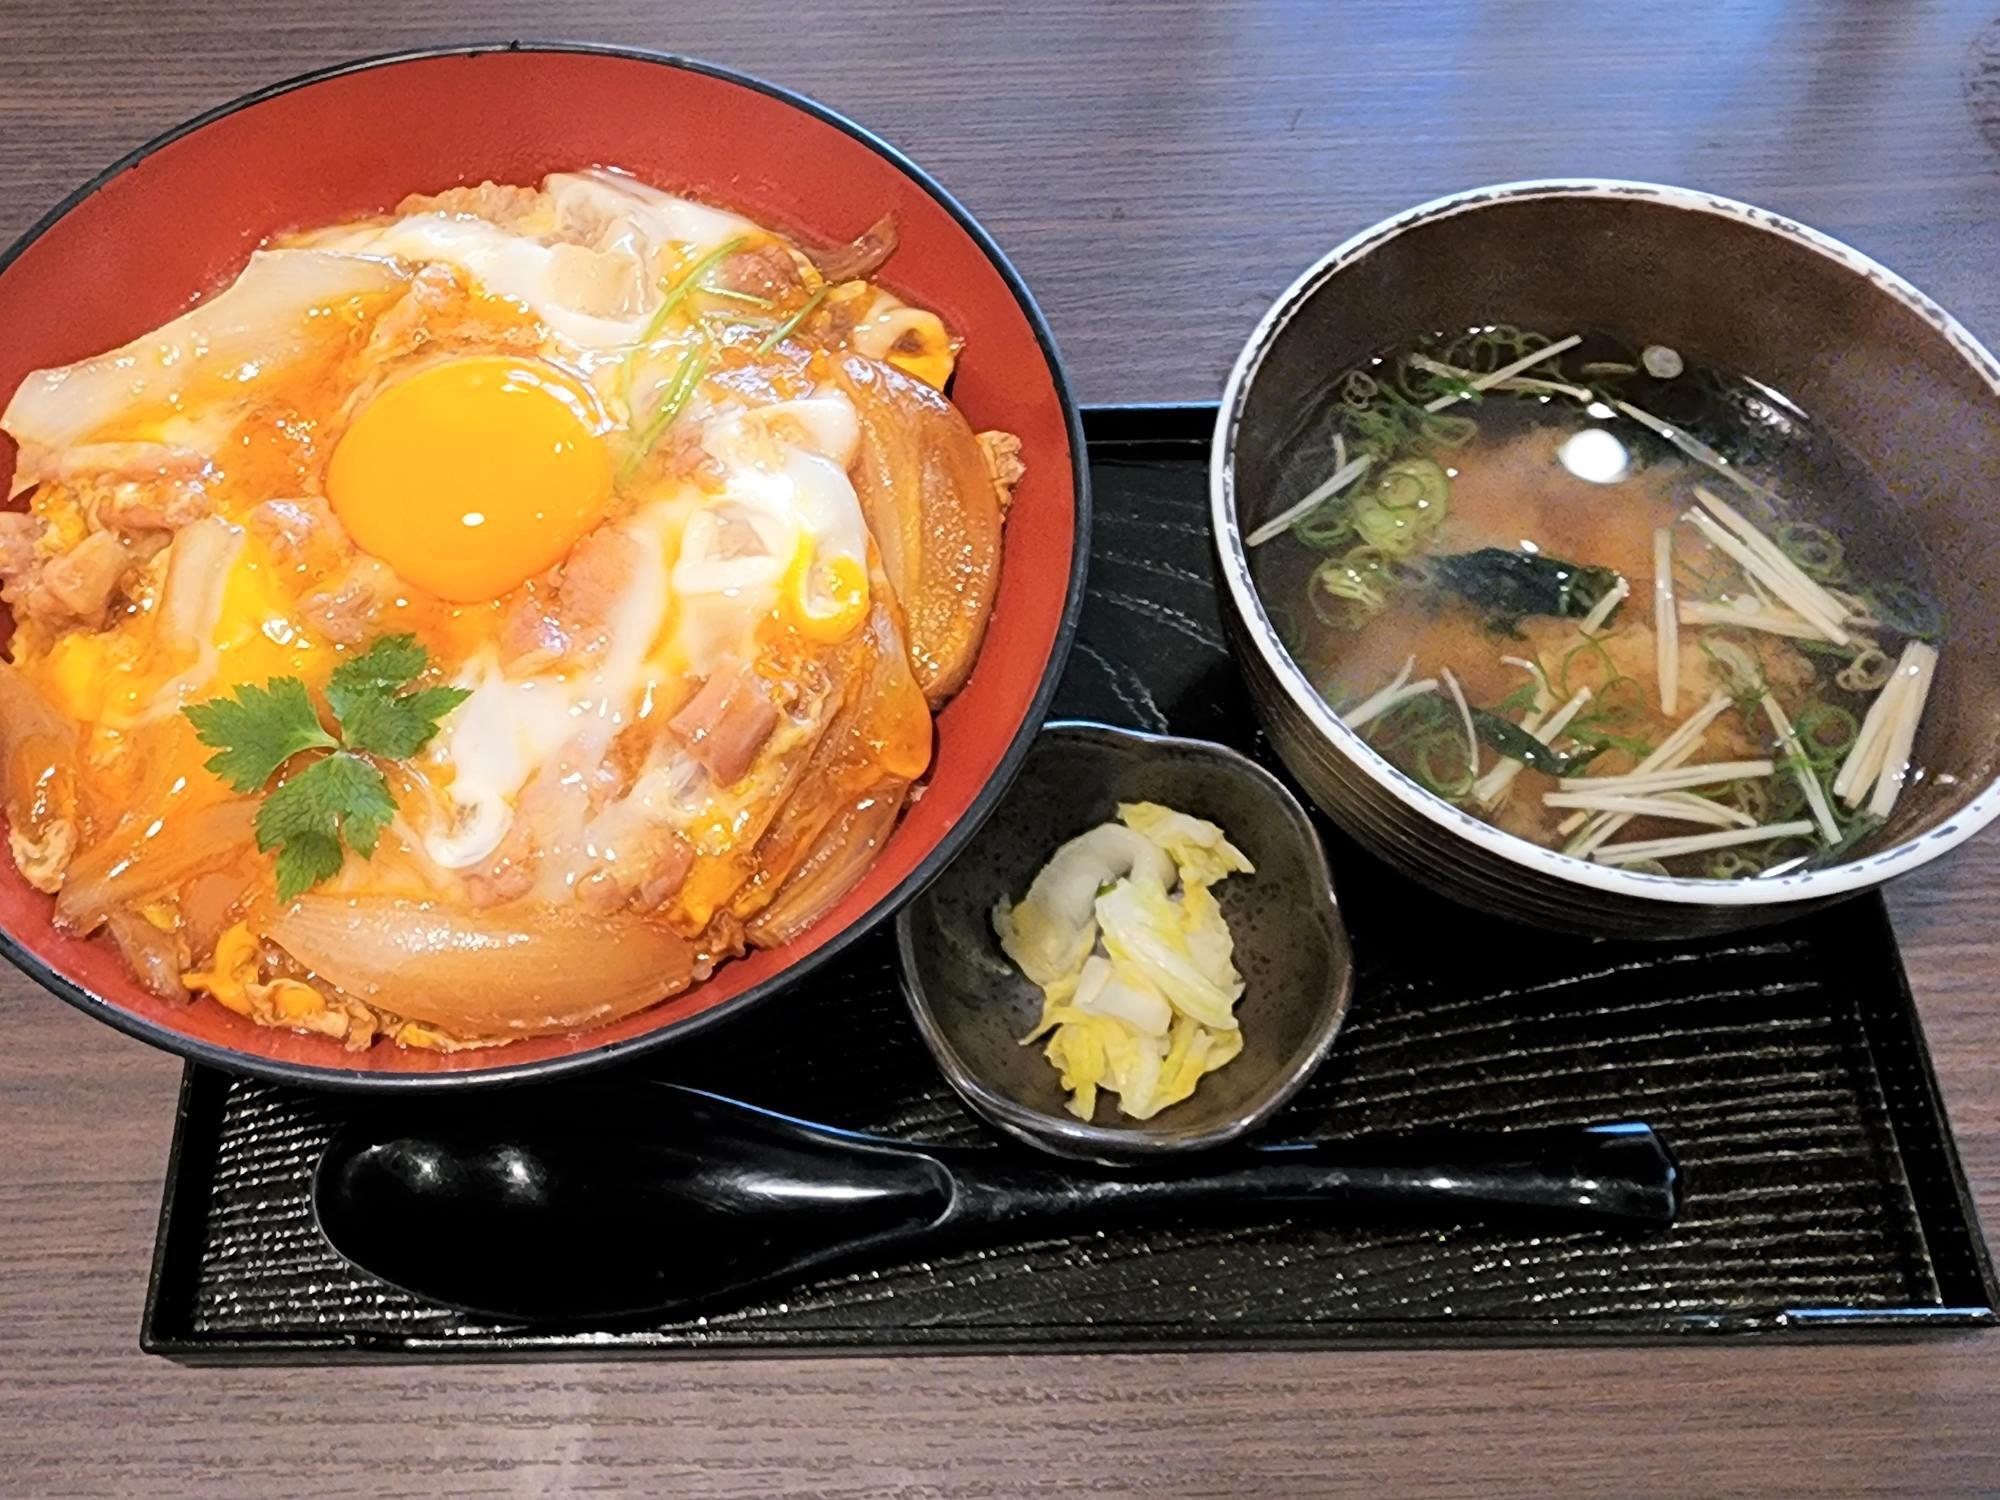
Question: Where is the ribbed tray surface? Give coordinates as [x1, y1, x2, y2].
[145, 412, 1992, 1356]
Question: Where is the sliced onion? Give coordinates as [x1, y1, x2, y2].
[105, 909, 184, 1003]
[267, 896, 695, 1038]
[156, 516, 243, 652]
[181, 868, 254, 957]
[0, 656, 72, 759]
[745, 779, 907, 948]
[0, 658, 79, 878]
[837, 355, 1003, 705]
[54, 796, 257, 935]
[5, 249, 408, 485]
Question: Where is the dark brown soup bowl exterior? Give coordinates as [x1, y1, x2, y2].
[1212, 180, 2000, 937]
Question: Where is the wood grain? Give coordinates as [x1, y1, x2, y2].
[3, 2, 2000, 1495]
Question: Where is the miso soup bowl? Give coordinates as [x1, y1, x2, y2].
[1211, 180, 2000, 937]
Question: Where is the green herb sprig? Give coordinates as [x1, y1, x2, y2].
[184, 635, 469, 901]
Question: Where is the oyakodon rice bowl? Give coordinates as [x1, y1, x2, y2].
[0, 47, 1085, 1086]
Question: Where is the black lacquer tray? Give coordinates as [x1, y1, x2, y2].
[142, 404, 1998, 1361]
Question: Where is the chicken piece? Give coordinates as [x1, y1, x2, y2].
[84, 476, 212, 531]
[498, 528, 644, 666]
[396, 182, 546, 228]
[669, 659, 779, 786]
[0, 512, 46, 599]
[576, 827, 696, 917]
[248, 495, 351, 574]
[494, 532, 640, 668]
[714, 242, 805, 300]
[360, 262, 459, 363]
[460, 731, 631, 908]
[654, 420, 728, 489]
[633, 835, 698, 913]
[464, 851, 535, 909]
[58, 443, 213, 532]
[496, 586, 569, 668]
[300, 555, 401, 645]
[55, 441, 206, 484]
[360, 261, 546, 365]
[34, 530, 130, 627]
[556, 528, 640, 645]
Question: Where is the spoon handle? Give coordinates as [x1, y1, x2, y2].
[939, 1121, 1679, 1236]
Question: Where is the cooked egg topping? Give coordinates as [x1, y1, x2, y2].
[0, 167, 1020, 1052]
[329, 355, 613, 601]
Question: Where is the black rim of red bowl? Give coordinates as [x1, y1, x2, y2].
[0, 40, 1092, 1091]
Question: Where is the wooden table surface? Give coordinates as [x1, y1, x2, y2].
[4, 2, 2000, 1494]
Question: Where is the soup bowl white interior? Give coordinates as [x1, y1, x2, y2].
[1210, 180, 2000, 936]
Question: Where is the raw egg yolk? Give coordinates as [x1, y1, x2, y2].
[327, 356, 611, 602]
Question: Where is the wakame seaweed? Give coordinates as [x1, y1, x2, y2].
[1433, 548, 1623, 632]
[1470, 709, 1607, 778]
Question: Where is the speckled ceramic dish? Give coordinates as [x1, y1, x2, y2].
[1212, 179, 2000, 937]
[896, 721, 1353, 1161]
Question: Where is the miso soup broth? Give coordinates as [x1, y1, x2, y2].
[1245, 327, 1946, 880]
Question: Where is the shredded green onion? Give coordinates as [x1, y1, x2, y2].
[1558, 634, 1619, 700]
[1267, 602, 1304, 656]
[637, 236, 747, 348]
[1776, 521, 1846, 582]
[757, 285, 831, 355]
[1573, 728, 1656, 760]
[1371, 694, 1478, 800]
[701, 285, 775, 307]
[698, 311, 779, 332]
[1430, 325, 1556, 377]
[1411, 737, 1476, 800]
[1794, 702, 1858, 762]
[1490, 679, 1542, 718]
[1696, 634, 1768, 709]
[1294, 502, 1360, 553]
[621, 346, 712, 481]
[1723, 777, 1773, 821]
[1598, 674, 1647, 721]
[1248, 323, 1942, 885]
[617, 236, 747, 413]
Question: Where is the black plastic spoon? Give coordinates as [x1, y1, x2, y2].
[312, 1083, 1679, 1324]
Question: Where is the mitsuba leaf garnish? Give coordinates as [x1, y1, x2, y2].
[181, 678, 335, 794]
[183, 634, 470, 901]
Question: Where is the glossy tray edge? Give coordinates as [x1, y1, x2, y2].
[138, 402, 2000, 1363]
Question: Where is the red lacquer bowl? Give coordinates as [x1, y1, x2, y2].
[0, 44, 1087, 1088]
